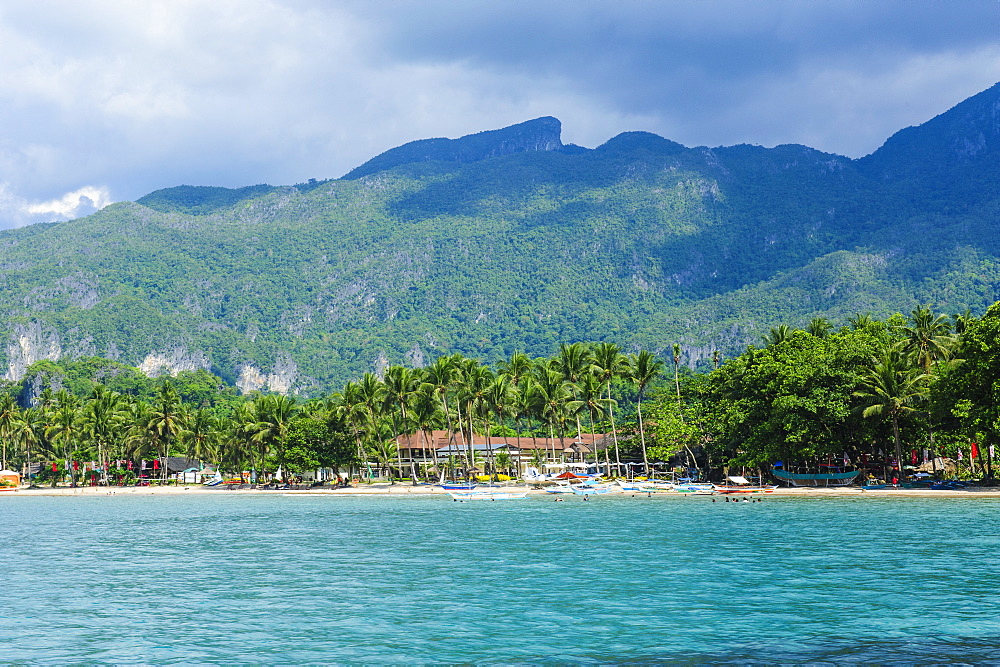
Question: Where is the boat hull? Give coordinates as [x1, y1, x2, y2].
[772, 469, 860, 487]
[714, 485, 777, 494]
[449, 491, 529, 500]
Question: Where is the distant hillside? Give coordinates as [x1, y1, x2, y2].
[0, 83, 998, 395]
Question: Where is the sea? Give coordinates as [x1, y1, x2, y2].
[2, 492, 999, 664]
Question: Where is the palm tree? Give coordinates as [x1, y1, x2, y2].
[763, 325, 792, 346]
[249, 394, 297, 481]
[147, 382, 185, 483]
[45, 390, 81, 486]
[579, 372, 613, 474]
[855, 345, 928, 483]
[410, 383, 444, 481]
[671, 343, 682, 403]
[0, 394, 18, 471]
[356, 372, 389, 480]
[807, 317, 833, 338]
[82, 385, 127, 484]
[532, 367, 579, 463]
[384, 365, 419, 481]
[11, 407, 41, 484]
[554, 342, 594, 438]
[424, 355, 458, 456]
[185, 407, 220, 469]
[459, 362, 494, 474]
[593, 342, 627, 472]
[849, 313, 875, 330]
[628, 350, 664, 476]
[483, 374, 513, 479]
[902, 305, 956, 373]
[498, 352, 533, 452]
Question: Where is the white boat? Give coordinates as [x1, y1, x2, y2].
[571, 483, 618, 496]
[673, 482, 716, 495]
[637, 480, 676, 493]
[449, 490, 530, 501]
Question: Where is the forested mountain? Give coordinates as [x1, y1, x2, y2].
[1, 83, 999, 395]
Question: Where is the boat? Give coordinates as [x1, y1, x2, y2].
[448, 490, 530, 501]
[713, 476, 777, 494]
[544, 481, 578, 494]
[673, 482, 716, 495]
[571, 483, 618, 496]
[440, 482, 477, 490]
[772, 466, 861, 487]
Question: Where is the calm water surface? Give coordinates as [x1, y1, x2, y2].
[1, 493, 999, 664]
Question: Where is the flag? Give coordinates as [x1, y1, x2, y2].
[141, 459, 146, 470]
[958, 448, 964, 461]
[153, 459, 160, 470]
[51, 462, 57, 472]
[972, 442, 980, 459]
[911, 450, 918, 465]
[923, 449, 929, 463]
[72, 460, 79, 471]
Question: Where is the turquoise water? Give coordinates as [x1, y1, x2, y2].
[2, 493, 999, 664]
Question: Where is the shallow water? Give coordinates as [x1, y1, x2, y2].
[2, 493, 999, 663]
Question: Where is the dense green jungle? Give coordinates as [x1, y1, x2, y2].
[0, 83, 999, 397]
[2, 303, 999, 485]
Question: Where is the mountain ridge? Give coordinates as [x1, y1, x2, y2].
[0, 83, 998, 394]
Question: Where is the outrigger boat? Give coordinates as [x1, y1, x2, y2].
[449, 490, 530, 501]
[440, 482, 478, 491]
[772, 464, 860, 487]
[673, 482, 716, 495]
[713, 476, 777, 494]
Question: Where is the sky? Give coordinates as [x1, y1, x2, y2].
[1, 0, 998, 228]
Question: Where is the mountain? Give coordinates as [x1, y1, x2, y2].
[1, 84, 999, 394]
[343, 116, 566, 179]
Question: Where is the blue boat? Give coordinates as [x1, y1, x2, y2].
[440, 482, 477, 491]
[772, 468, 860, 487]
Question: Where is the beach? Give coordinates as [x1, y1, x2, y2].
[5, 483, 1000, 497]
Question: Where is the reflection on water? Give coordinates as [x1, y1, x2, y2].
[2, 494, 999, 663]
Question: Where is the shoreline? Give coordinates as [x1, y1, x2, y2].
[4, 484, 1000, 498]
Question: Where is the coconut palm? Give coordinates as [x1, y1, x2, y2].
[855, 345, 929, 482]
[249, 394, 297, 481]
[554, 342, 594, 437]
[483, 374, 513, 479]
[902, 305, 957, 373]
[807, 317, 834, 338]
[424, 355, 458, 454]
[593, 342, 628, 471]
[0, 394, 18, 470]
[579, 372, 613, 474]
[763, 325, 792, 346]
[45, 390, 82, 486]
[628, 350, 664, 476]
[147, 383, 186, 482]
[384, 365, 420, 481]
[410, 383, 444, 481]
[82, 385, 127, 483]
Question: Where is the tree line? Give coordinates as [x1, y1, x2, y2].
[4, 302, 1000, 487]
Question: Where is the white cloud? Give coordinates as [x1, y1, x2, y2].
[25, 185, 112, 219]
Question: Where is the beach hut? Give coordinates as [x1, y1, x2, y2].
[0, 469, 21, 489]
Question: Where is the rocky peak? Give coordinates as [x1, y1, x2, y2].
[343, 116, 564, 179]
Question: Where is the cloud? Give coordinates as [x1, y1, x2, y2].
[0, 0, 997, 228]
[0, 182, 111, 226]
[25, 185, 112, 219]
